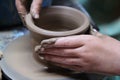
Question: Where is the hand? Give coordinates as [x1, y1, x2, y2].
[15, 0, 43, 19]
[39, 34, 120, 75]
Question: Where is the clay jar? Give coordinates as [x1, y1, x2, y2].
[25, 6, 90, 43]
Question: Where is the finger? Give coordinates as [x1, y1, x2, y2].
[53, 62, 84, 72]
[45, 55, 84, 66]
[41, 35, 86, 48]
[15, 0, 27, 16]
[30, 0, 43, 18]
[41, 48, 79, 57]
[55, 36, 84, 48]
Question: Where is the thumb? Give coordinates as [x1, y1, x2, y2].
[16, 0, 27, 15]
[30, 0, 43, 19]
[15, 0, 27, 25]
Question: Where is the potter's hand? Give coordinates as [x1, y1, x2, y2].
[15, 0, 42, 19]
[40, 35, 120, 75]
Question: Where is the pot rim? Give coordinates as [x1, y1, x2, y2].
[25, 6, 90, 37]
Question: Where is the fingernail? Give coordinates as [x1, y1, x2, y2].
[41, 38, 58, 45]
[40, 38, 58, 48]
[40, 47, 45, 52]
[31, 9, 39, 19]
[42, 44, 53, 48]
[34, 45, 41, 52]
[34, 14, 39, 19]
[40, 56, 44, 60]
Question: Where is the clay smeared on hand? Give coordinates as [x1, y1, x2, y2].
[34, 38, 58, 56]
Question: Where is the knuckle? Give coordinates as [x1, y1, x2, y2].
[18, 6, 24, 10]
[64, 49, 74, 55]
[65, 59, 76, 65]
[75, 47, 88, 57]
[62, 41, 71, 47]
[83, 35, 97, 44]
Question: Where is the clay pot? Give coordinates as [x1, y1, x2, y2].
[24, 6, 91, 72]
[25, 6, 90, 43]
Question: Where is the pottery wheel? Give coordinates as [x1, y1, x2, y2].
[0, 34, 86, 80]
